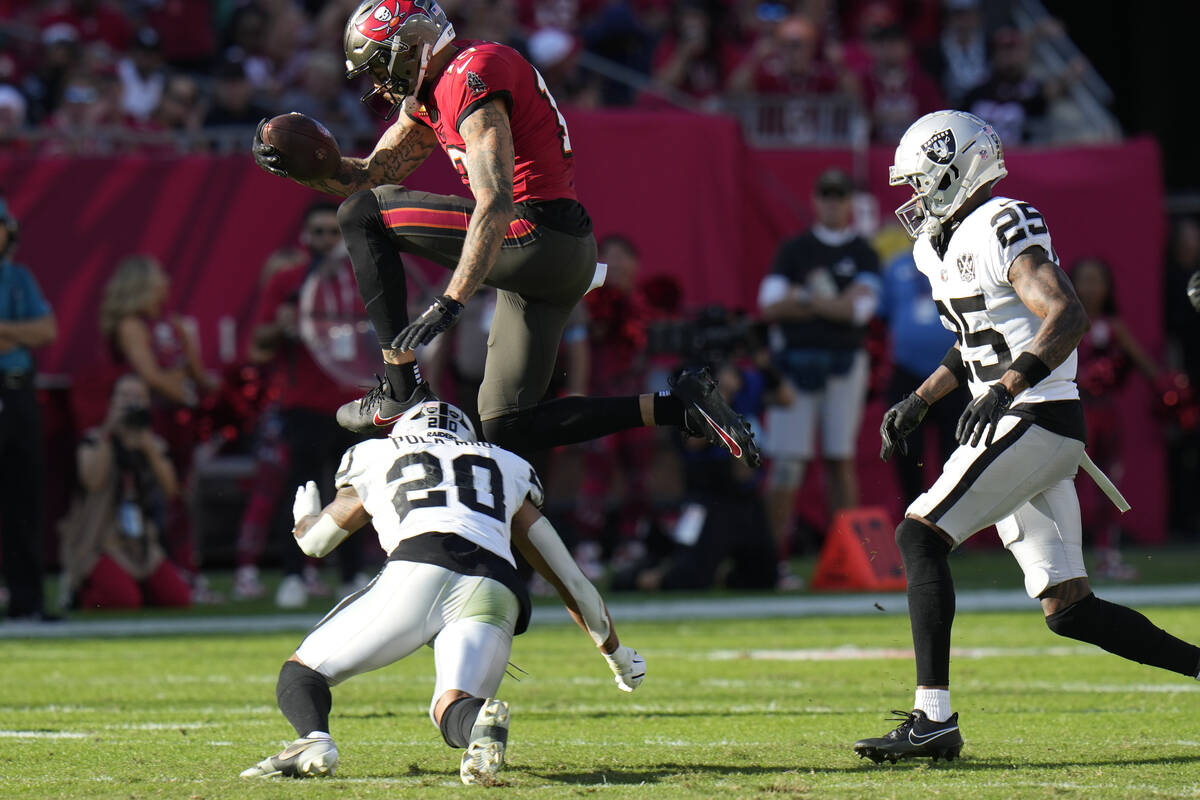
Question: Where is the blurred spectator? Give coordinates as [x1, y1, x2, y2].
[920, 0, 989, 107]
[100, 255, 214, 411]
[141, 0, 217, 71]
[612, 361, 777, 592]
[528, 26, 601, 108]
[220, 4, 277, 91]
[240, 202, 370, 608]
[1070, 257, 1161, 578]
[0, 85, 28, 147]
[964, 26, 1079, 145]
[39, 0, 133, 52]
[1164, 217, 1200, 537]
[22, 23, 80, 124]
[277, 51, 375, 150]
[728, 14, 855, 97]
[0, 198, 58, 620]
[462, 0, 530, 55]
[203, 59, 271, 128]
[580, 0, 655, 106]
[97, 254, 217, 597]
[856, 23, 943, 144]
[651, 0, 743, 103]
[149, 74, 206, 142]
[116, 27, 166, 122]
[58, 373, 192, 610]
[757, 168, 880, 569]
[572, 235, 654, 572]
[877, 248, 966, 507]
[41, 66, 135, 155]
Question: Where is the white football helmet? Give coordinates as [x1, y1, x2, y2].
[889, 110, 1007, 238]
[391, 400, 477, 442]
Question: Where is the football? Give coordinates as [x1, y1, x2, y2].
[261, 112, 341, 180]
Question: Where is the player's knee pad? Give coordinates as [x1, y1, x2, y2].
[438, 696, 485, 748]
[894, 517, 951, 587]
[1045, 593, 1103, 641]
[768, 458, 804, 490]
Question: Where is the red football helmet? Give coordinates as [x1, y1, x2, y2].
[343, 0, 456, 120]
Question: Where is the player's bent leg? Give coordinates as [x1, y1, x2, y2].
[241, 658, 339, 779]
[1042, 582, 1200, 678]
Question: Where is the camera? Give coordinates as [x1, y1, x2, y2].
[646, 306, 761, 364]
[121, 406, 153, 429]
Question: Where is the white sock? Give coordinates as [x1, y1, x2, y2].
[304, 730, 332, 741]
[914, 688, 951, 723]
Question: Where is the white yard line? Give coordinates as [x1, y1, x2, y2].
[3, 584, 1200, 639]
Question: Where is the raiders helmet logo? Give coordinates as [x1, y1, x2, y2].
[957, 252, 975, 282]
[921, 129, 956, 165]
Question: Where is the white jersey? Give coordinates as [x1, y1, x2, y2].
[912, 195, 1078, 404]
[335, 435, 544, 567]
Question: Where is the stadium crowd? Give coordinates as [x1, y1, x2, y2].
[1, 0, 1198, 618]
[0, 0, 1094, 155]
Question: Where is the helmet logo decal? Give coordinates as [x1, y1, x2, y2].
[359, 0, 407, 42]
[956, 252, 975, 282]
[921, 129, 956, 165]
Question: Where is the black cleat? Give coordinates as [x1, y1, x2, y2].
[335, 377, 435, 433]
[853, 710, 963, 764]
[670, 368, 761, 467]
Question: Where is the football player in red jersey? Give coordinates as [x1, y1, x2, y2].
[253, 0, 760, 465]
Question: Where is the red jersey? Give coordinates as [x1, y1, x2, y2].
[408, 40, 577, 203]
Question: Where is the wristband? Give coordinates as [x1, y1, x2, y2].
[940, 346, 969, 386]
[1011, 352, 1051, 387]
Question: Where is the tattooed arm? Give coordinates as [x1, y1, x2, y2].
[1000, 245, 1090, 395]
[292, 485, 372, 558]
[296, 99, 439, 197]
[442, 97, 516, 303]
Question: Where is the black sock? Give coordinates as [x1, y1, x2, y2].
[384, 361, 421, 399]
[1047, 594, 1200, 677]
[654, 391, 684, 427]
[439, 696, 485, 748]
[895, 518, 955, 686]
[338, 190, 409, 346]
[481, 396, 644, 457]
[276, 661, 332, 737]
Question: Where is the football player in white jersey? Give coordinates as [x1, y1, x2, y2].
[854, 110, 1200, 764]
[241, 401, 645, 785]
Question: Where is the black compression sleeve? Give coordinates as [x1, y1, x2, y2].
[940, 346, 969, 386]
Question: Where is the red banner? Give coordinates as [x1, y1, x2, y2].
[0, 117, 1168, 541]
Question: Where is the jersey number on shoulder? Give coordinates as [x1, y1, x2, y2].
[387, 452, 506, 523]
[990, 202, 1046, 249]
[936, 295, 1013, 382]
[532, 66, 572, 157]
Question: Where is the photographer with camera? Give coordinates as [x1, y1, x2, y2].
[58, 373, 192, 610]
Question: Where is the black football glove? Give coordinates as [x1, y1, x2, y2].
[955, 383, 1013, 448]
[253, 118, 287, 177]
[1187, 270, 1200, 312]
[879, 393, 930, 462]
[391, 294, 464, 351]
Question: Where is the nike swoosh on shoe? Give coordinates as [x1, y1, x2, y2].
[908, 726, 958, 745]
[695, 407, 743, 458]
[372, 409, 403, 426]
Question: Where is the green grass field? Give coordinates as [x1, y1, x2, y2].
[5, 604, 1200, 799]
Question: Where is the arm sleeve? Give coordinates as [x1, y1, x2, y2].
[526, 516, 610, 646]
[758, 274, 791, 309]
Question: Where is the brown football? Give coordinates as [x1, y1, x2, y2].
[262, 113, 341, 180]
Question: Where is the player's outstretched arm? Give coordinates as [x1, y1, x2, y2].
[254, 101, 437, 197]
[1003, 246, 1090, 395]
[292, 482, 371, 558]
[511, 501, 645, 692]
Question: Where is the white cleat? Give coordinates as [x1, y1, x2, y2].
[460, 699, 509, 786]
[240, 736, 338, 778]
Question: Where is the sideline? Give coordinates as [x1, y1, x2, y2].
[4, 584, 1200, 640]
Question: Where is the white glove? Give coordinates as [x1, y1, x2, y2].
[603, 645, 645, 692]
[292, 480, 321, 526]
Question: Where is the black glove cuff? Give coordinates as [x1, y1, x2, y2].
[1010, 352, 1050, 388]
[991, 383, 1013, 407]
[940, 346, 969, 386]
[909, 392, 930, 413]
[435, 295, 464, 315]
